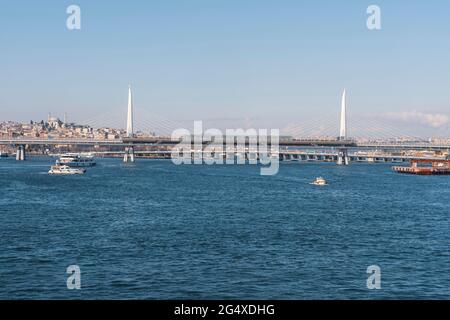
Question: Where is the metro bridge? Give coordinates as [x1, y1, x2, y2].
[0, 137, 357, 147]
[1, 87, 448, 162]
[1, 137, 449, 149]
[0, 137, 358, 162]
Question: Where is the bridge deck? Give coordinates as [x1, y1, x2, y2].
[0, 138, 449, 150]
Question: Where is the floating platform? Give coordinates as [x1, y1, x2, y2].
[393, 159, 450, 175]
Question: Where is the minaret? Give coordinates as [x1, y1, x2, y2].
[126, 85, 134, 137]
[339, 89, 347, 140]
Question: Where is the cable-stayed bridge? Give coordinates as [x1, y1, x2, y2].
[1, 88, 449, 163]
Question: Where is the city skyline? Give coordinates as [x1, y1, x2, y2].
[1, 1, 450, 137]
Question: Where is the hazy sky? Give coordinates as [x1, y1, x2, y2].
[1, 0, 449, 137]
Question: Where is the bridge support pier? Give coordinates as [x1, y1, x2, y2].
[16, 145, 26, 161]
[123, 146, 135, 163]
[337, 148, 349, 166]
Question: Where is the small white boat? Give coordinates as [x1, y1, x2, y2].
[311, 177, 328, 186]
[48, 165, 86, 175]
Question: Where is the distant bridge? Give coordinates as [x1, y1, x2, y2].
[61, 150, 448, 164]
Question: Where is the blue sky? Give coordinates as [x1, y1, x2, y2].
[1, 0, 450, 136]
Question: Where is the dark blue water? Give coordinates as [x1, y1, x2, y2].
[1, 157, 450, 299]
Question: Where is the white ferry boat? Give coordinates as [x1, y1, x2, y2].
[48, 165, 86, 175]
[57, 153, 96, 167]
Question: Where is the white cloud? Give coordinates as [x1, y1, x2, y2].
[385, 111, 449, 128]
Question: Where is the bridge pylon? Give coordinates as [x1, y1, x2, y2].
[123, 85, 135, 163]
[123, 146, 135, 163]
[337, 149, 349, 166]
[337, 89, 350, 166]
[16, 145, 26, 161]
